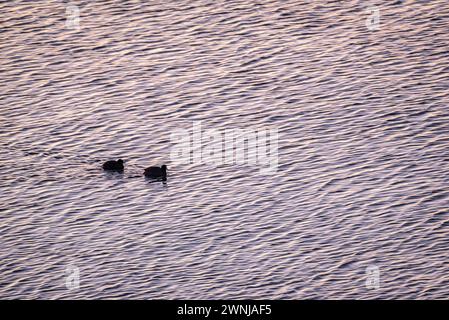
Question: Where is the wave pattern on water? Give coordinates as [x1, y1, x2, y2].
[1, 0, 449, 299]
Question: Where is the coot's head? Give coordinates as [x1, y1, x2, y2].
[161, 164, 167, 175]
[117, 159, 124, 164]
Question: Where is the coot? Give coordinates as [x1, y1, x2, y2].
[144, 164, 167, 179]
[102, 159, 124, 172]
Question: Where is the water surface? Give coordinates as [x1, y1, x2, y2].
[1, 0, 448, 299]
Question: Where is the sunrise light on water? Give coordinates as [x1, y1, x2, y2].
[1, 1, 448, 302]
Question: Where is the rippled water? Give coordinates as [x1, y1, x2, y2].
[1, 0, 449, 299]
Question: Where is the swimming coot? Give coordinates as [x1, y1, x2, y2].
[102, 159, 124, 172]
[144, 165, 167, 179]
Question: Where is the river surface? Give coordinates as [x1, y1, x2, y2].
[1, 0, 448, 299]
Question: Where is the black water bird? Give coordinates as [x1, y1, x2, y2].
[144, 165, 167, 179]
[102, 159, 124, 172]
